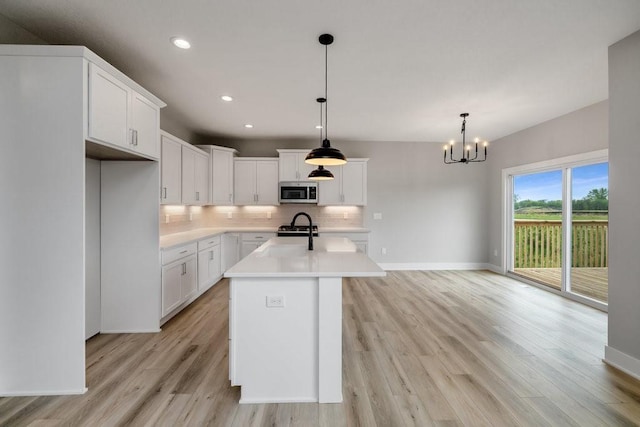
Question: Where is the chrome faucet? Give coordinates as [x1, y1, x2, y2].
[291, 212, 314, 250]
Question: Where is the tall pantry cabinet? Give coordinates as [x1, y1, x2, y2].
[0, 45, 165, 397]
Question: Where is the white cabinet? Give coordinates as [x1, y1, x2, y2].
[160, 134, 182, 204]
[318, 159, 368, 206]
[277, 149, 315, 182]
[197, 235, 222, 292]
[223, 233, 240, 271]
[240, 232, 276, 259]
[161, 243, 197, 318]
[182, 146, 209, 205]
[88, 63, 160, 159]
[321, 232, 369, 255]
[234, 158, 279, 205]
[196, 145, 237, 205]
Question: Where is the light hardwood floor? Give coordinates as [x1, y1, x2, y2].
[2, 271, 640, 426]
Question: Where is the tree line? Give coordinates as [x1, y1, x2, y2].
[514, 188, 608, 211]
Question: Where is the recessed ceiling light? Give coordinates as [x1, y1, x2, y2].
[244, 124, 253, 128]
[170, 37, 191, 49]
[221, 95, 233, 102]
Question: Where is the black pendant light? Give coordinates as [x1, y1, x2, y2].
[305, 33, 347, 166]
[308, 98, 335, 180]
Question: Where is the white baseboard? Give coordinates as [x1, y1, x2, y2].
[485, 263, 505, 274]
[604, 346, 640, 381]
[239, 396, 318, 404]
[377, 262, 491, 271]
[1, 387, 87, 397]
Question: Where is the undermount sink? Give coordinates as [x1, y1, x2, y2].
[257, 244, 310, 258]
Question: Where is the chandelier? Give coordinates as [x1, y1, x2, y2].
[443, 113, 488, 164]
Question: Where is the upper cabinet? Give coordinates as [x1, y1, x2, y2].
[160, 134, 182, 204]
[277, 149, 315, 182]
[234, 158, 279, 205]
[87, 63, 160, 160]
[196, 145, 237, 205]
[182, 145, 209, 206]
[318, 159, 368, 206]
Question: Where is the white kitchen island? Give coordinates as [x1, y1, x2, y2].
[224, 236, 385, 404]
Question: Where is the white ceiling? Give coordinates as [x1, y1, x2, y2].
[2, 1, 640, 143]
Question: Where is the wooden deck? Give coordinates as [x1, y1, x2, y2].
[513, 267, 608, 303]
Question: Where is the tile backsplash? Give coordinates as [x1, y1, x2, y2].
[160, 204, 363, 235]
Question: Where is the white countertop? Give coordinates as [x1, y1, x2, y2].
[160, 227, 370, 249]
[224, 237, 385, 278]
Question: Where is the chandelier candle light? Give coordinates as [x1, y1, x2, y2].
[306, 33, 347, 169]
[443, 113, 488, 164]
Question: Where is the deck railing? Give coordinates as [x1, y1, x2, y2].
[513, 220, 608, 268]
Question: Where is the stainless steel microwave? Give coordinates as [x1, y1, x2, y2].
[279, 182, 318, 204]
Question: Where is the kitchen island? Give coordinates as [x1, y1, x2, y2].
[224, 236, 385, 404]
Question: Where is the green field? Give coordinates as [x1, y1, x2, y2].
[515, 213, 608, 221]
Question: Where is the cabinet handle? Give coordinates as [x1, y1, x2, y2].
[134, 129, 138, 146]
[163, 187, 167, 199]
[182, 262, 186, 275]
[196, 191, 199, 201]
[210, 250, 214, 261]
[179, 250, 188, 254]
[229, 193, 232, 202]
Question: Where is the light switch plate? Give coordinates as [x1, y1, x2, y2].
[374, 212, 382, 220]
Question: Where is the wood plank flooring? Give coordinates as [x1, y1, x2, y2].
[2, 270, 640, 426]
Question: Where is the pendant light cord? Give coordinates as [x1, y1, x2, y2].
[324, 43, 328, 140]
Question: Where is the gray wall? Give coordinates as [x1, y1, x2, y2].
[0, 13, 46, 44]
[222, 138, 489, 266]
[608, 30, 640, 363]
[485, 101, 609, 270]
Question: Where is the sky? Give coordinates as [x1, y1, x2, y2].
[514, 162, 608, 201]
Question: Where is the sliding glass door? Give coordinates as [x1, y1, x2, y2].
[512, 170, 564, 291]
[569, 162, 609, 303]
[507, 157, 608, 306]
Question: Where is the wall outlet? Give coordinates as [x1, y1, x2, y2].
[227, 212, 233, 219]
[373, 212, 382, 220]
[267, 211, 272, 219]
[493, 249, 498, 257]
[381, 247, 387, 255]
[266, 295, 285, 308]
[165, 214, 170, 224]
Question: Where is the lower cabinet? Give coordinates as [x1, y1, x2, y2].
[197, 235, 222, 293]
[240, 232, 276, 259]
[161, 246, 197, 318]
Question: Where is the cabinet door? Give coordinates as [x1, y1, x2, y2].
[198, 246, 221, 292]
[342, 161, 367, 205]
[234, 161, 257, 205]
[212, 149, 234, 205]
[318, 167, 343, 205]
[298, 154, 316, 181]
[88, 63, 129, 149]
[161, 136, 182, 204]
[255, 160, 279, 205]
[162, 262, 183, 317]
[181, 257, 198, 302]
[222, 234, 239, 271]
[194, 152, 209, 205]
[181, 148, 196, 204]
[279, 152, 299, 181]
[240, 242, 262, 259]
[130, 91, 159, 159]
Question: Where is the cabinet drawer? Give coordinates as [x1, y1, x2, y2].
[198, 235, 221, 251]
[241, 232, 276, 242]
[162, 243, 197, 265]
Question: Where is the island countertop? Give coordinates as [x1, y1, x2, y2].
[224, 236, 385, 278]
